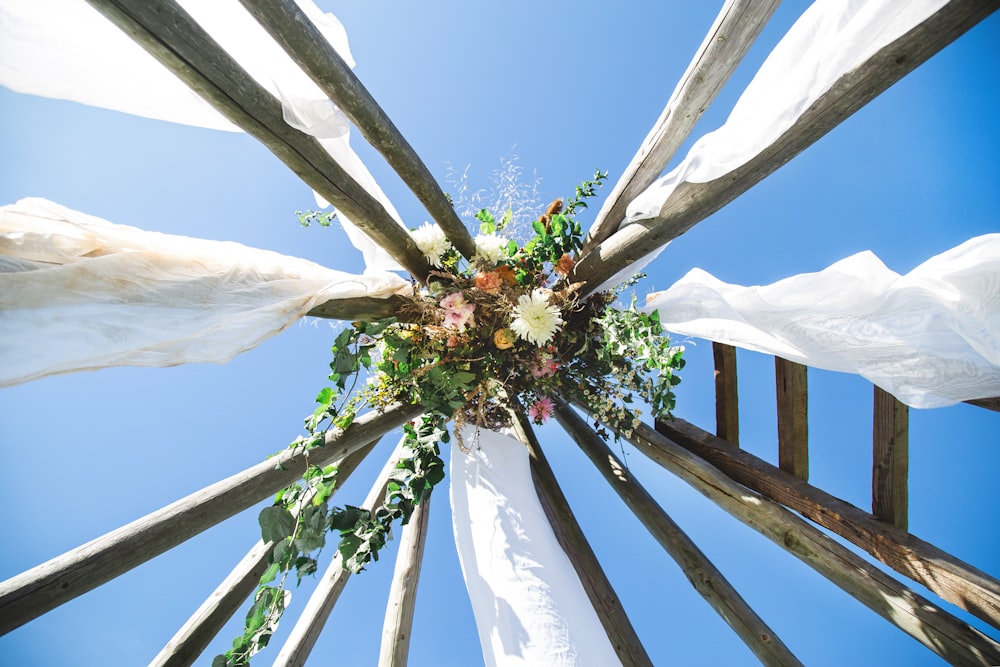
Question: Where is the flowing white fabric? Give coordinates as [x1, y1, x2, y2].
[644, 235, 1000, 408]
[0, 0, 405, 273]
[625, 0, 949, 224]
[450, 427, 621, 667]
[0, 198, 411, 386]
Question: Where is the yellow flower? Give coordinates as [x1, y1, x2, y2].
[493, 328, 515, 350]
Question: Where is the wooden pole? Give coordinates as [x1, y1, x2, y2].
[553, 401, 802, 667]
[713, 342, 740, 445]
[573, 0, 1000, 293]
[84, 0, 431, 281]
[273, 442, 407, 667]
[655, 416, 1000, 631]
[775, 357, 808, 481]
[149, 439, 379, 667]
[509, 408, 654, 667]
[872, 386, 908, 530]
[377, 491, 432, 667]
[569, 403, 1000, 664]
[307, 295, 412, 322]
[0, 402, 420, 635]
[583, 0, 780, 252]
[238, 0, 476, 260]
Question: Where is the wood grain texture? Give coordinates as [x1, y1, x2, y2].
[307, 295, 413, 322]
[554, 401, 802, 667]
[966, 396, 1000, 412]
[510, 409, 654, 667]
[775, 357, 808, 481]
[713, 342, 740, 445]
[84, 0, 430, 280]
[573, 0, 1000, 292]
[655, 416, 1000, 631]
[583, 0, 780, 252]
[149, 440, 379, 667]
[238, 0, 476, 259]
[872, 386, 908, 530]
[0, 403, 420, 635]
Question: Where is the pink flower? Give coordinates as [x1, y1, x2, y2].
[528, 397, 555, 424]
[440, 292, 476, 330]
[529, 352, 560, 378]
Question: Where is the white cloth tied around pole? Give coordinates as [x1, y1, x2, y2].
[0, 198, 412, 386]
[450, 426, 622, 667]
[0, 0, 406, 273]
[624, 0, 949, 224]
[644, 235, 1000, 409]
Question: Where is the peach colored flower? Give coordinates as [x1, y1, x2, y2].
[493, 328, 515, 350]
[475, 271, 503, 293]
[495, 265, 516, 285]
[555, 253, 575, 276]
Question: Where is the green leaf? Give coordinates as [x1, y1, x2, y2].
[259, 506, 296, 544]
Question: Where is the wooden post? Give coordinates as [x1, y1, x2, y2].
[568, 401, 1000, 664]
[554, 402, 802, 667]
[0, 402, 420, 635]
[273, 442, 407, 667]
[509, 409, 654, 667]
[583, 0, 780, 251]
[84, 0, 431, 281]
[572, 0, 1000, 293]
[377, 492, 432, 667]
[149, 439, 379, 667]
[238, 0, 477, 260]
[713, 342, 740, 445]
[872, 386, 909, 530]
[775, 357, 808, 480]
[656, 415, 1000, 631]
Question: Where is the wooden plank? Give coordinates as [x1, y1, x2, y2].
[583, 408, 1000, 664]
[273, 444, 406, 667]
[872, 386, 909, 530]
[966, 396, 1000, 412]
[0, 402, 421, 635]
[84, 0, 431, 281]
[573, 0, 1000, 293]
[583, 0, 780, 252]
[553, 401, 802, 667]
[377, 492, 432, 667]
[655, 416, 1000, 631]
[775, 357, 808, 480]
[149, 439, 378, 667]
[713, 342, 740, 445]
[307, 295, 412, 322]
[238, 0, 476, 260]
[509, 409, 654, 667]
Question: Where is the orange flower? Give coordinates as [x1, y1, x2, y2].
[493, 328, 515, 350]
[555, 253, 575, 276]
[475, 271, 503, 293]
[495, 265, 516, 285]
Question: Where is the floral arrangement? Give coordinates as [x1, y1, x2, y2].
[217, 172, 684, 666]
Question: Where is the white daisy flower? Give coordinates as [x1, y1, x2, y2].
[411, 222, 451, 267]
[510, 289, 564, 346]
[474, 233, 509, 264]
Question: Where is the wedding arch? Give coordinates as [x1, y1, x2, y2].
[1, 1, 998, 665]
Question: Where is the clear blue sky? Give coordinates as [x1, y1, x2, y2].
[1, 2, 998, 665]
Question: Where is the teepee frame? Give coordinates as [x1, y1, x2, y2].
[1, 0, 998, 664]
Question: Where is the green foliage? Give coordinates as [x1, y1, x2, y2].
[296, 209, 337, 227]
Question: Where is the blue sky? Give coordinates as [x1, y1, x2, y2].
[0, 2, 998, 665]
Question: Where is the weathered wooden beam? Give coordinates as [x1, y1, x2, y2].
[583, 0, 780, 252]
[84, 0, 430, 281]
[655, 416, 1000, 631]
[306, 294, 413, 322]
[0, 402, 420, 635]
[149, 439, 379, 667]
[238, 0, 476, 260]
[553, 401, 802, 667]
[377, 491, 432, 667]
[966, 396, 1000, 412]
[872, 386, 909, 530]
[713, 342, 740, 445]
[573, 0, 1000, 292]
[775, 357, 808, 481]
[509, 408, 654, 667]
[273, 444, 406, 667]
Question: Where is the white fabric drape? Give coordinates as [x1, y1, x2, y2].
[450, 427, 622, 667]
[0, 0, 405, 272]
[645, 235, 1000, 409]
[625, 0, 949, 224]
[0, 198, 411, 386]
